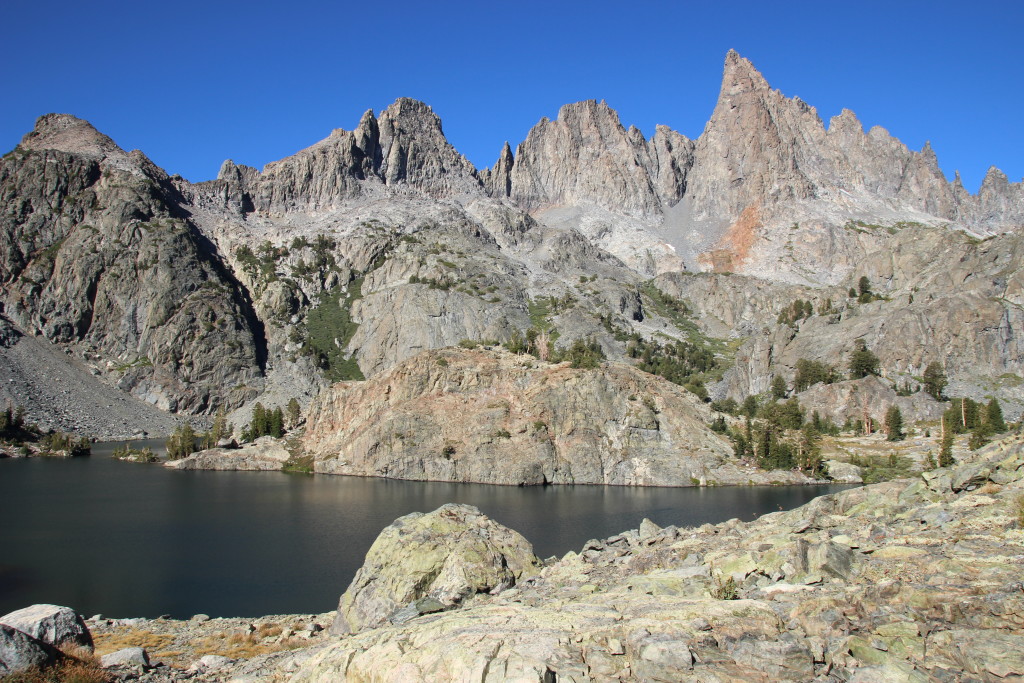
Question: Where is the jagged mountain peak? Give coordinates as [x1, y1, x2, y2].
[720, 49, 773, 99]
[20, 113, 125, 159]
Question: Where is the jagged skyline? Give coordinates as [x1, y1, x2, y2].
[1, 1, 1021, 191]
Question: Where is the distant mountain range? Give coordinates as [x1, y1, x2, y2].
[1, 50, 1022, 439]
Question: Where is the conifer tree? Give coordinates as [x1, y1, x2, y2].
[287, 398, 301, 428]
[922, 362, 947, 400]
[848, 340, 880, 380]
[167, 423, 197, 460]
[986, 398, 1006, 433]
[771, 374, 788, 399]
[939, 418, 955, 467]
[884, 405, 905, 442]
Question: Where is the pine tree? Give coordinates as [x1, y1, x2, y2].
[167, 423, 197, 460]
[270, 407, 285, 438]
[287, 398, 301, 428]
[986, 398, 1006, 433]
[771, 374, 788, 399]
[884, 405, 905, 442]
[848, 340, 881, 380]
[797, 423, 823, 474]
[858, 276, 871, 296]
[939, 419, 955, 467]
[922, 362, 947, 400]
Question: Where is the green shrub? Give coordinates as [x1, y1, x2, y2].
[711, 575, 738, 600]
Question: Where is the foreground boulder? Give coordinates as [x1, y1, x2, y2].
[331, 504, 541, 635]
[0, 604, 92, 653]
[0, 624, 63, 675]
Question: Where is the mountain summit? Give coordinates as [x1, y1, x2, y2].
[0, 51, 1022, 436]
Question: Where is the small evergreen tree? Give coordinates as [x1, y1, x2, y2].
[848, 340, 881, 380]
[939, 426, 955, 467]
[794, 358, 837, 391]
[563, 338, 605, 369]
[969, 426, 991, 450]
[203, 406, 230, 449]
[922, 362, 947, 400]
[986, 398, 1006, 433]
[797, 423, 823, 475]
[884, 405, 905, 442]
[270, 407, 285, 438]
[858, 276, 871, 296]
[167, 423, 197, 460]
[287, 398, 302, 428]
[771, 374, 788, 399]
[742, 395, 758, 418]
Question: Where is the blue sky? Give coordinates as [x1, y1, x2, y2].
[1, 0, 1020, 192]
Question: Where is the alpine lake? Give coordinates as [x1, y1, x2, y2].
[0, 441, 853, 619]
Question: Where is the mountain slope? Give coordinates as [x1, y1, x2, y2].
[1, 51, 1022, 436]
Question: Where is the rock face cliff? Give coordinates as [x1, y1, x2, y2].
[303, 348, 815, 486]
[483, 51, 1023, 275]
[0, 115, 265, 415]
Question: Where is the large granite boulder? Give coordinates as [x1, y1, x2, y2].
[331, 504, 541, 635]
[0, 604, 92, 653]
[0, 624, 63, 675]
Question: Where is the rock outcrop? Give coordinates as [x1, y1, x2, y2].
[291, 434, 1024, 682]
[164, 437, 292, 471]
[303, 348, 814, 486]
[331, 504, 541, 635]
[211, 98, 482, 216]
[0, 115, 265, 414]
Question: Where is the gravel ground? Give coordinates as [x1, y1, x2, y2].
[0, 328, 183, 441]
[89, 612, 335, 681]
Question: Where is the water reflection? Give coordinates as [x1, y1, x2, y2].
[0, 450, 852, 618]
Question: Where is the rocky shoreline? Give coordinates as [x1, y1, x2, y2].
[4, 433, 1023, 680]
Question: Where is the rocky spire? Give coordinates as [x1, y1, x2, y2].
[684, 51, 825, 224]
[503, 99, 663, 216]
[375, 98, 481, 197]
[214, 99, 483, 213]
[481, 141, 514, 198]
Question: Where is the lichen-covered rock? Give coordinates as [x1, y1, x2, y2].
[0, 604, 92, 653]
[288, 434, 1024, 683]
[0, 624, 63, 675]
[330, 504, 540, 635]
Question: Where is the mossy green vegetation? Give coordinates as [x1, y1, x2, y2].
[303, 276, 365, 381]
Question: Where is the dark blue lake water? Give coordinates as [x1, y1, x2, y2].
[0, 444, 852, 618]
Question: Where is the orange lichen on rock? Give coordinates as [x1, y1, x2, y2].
[698, 204, 761, 272]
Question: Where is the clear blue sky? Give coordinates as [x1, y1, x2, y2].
[1, 0, 1020, 192]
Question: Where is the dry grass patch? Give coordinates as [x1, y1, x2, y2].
[256, 622, 282, 638]
[191, 630, 306, 660]
[0, 654, 109, 683]
[92, 628, 178, 660]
